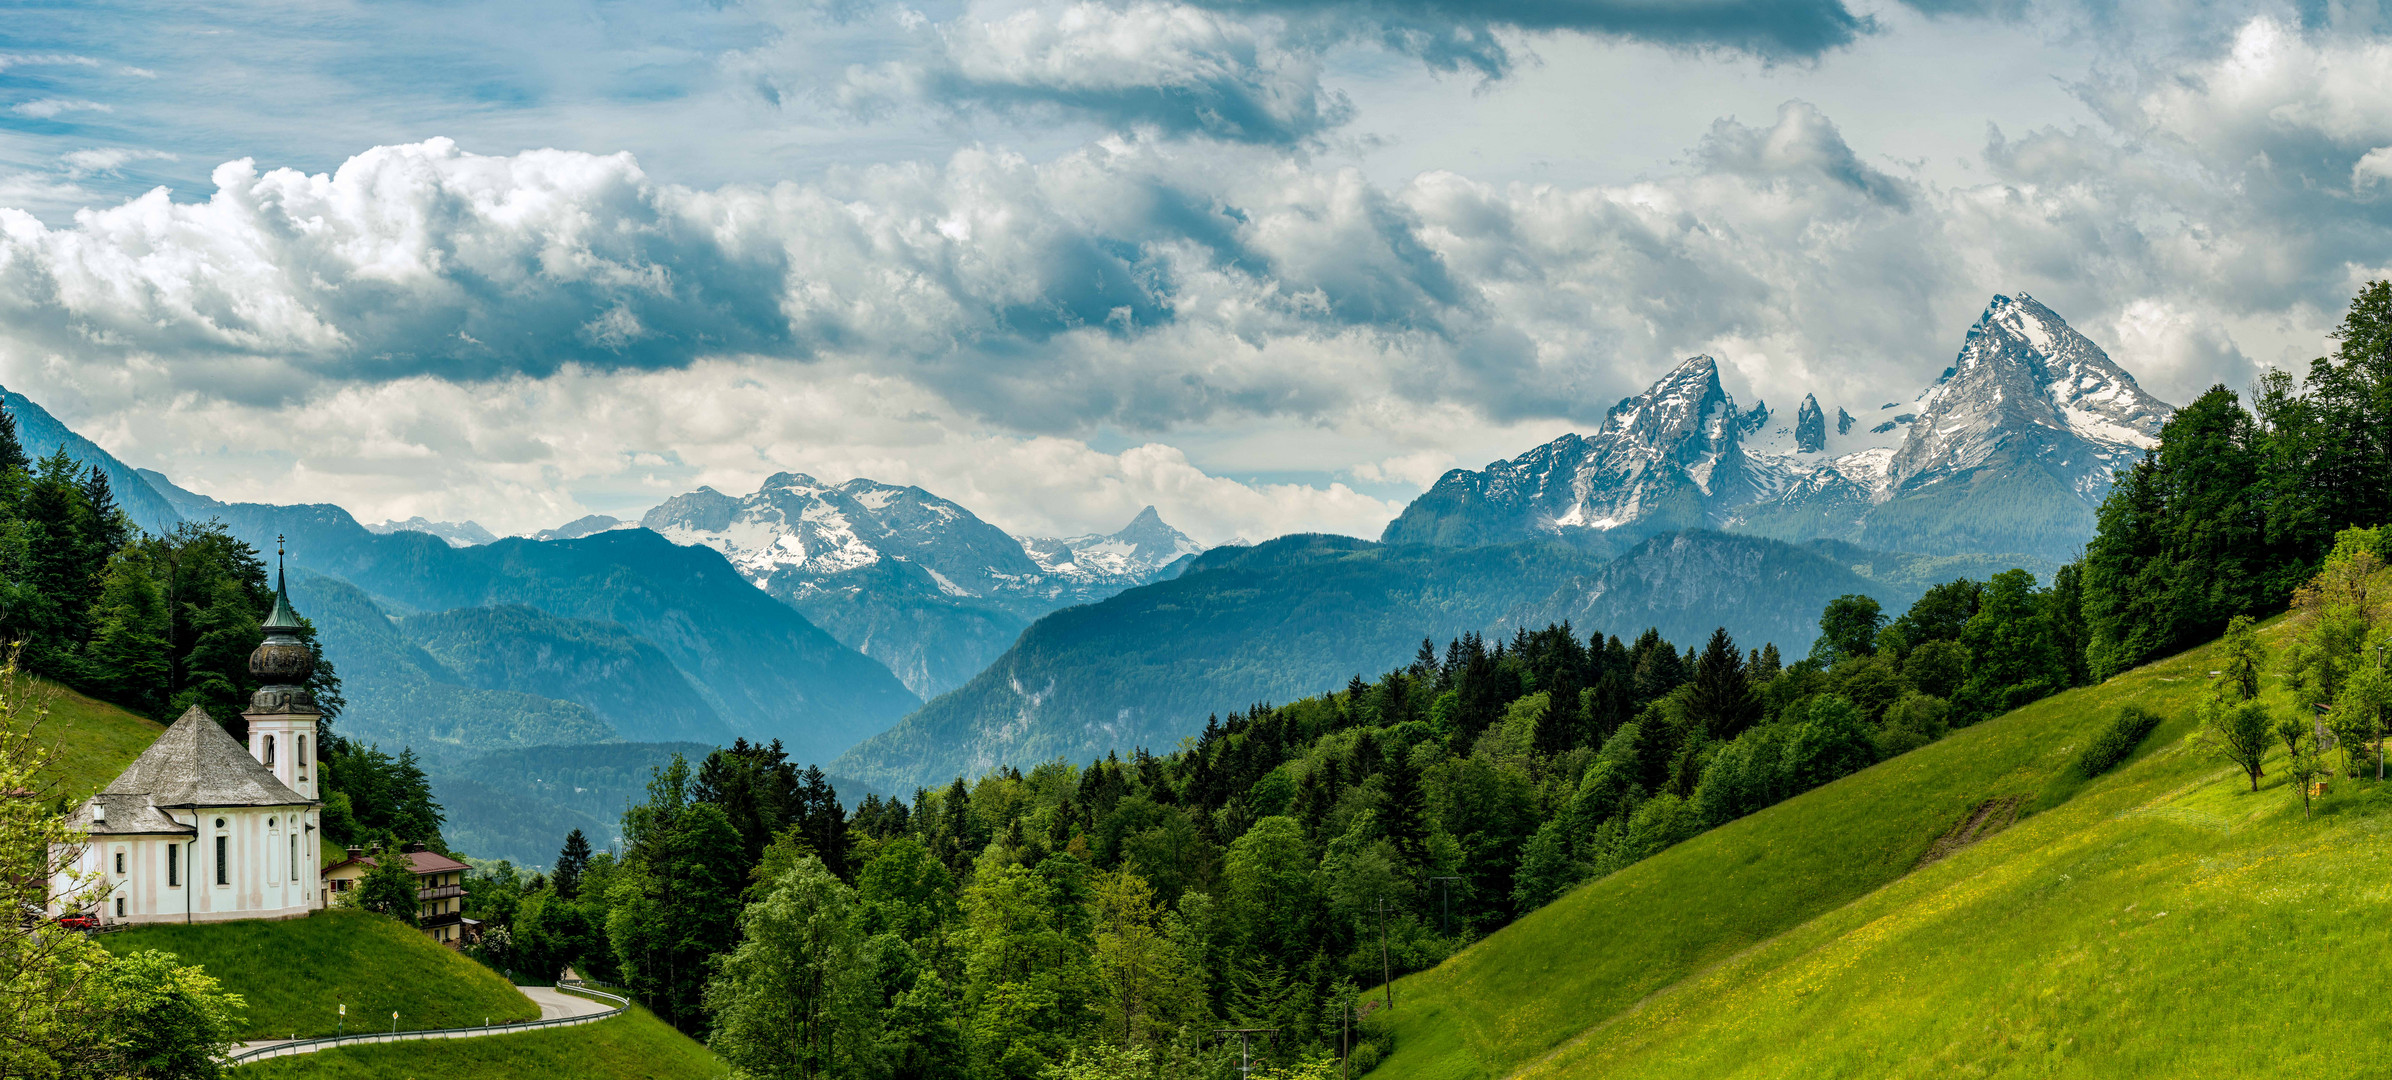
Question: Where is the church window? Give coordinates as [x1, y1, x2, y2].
[215, 836, 228, 886]
[115, 897, 124, 917]
[291, 835, 299, 881]
[215, 818, 225, 828]
[298, 736, 308, 778]
[113, 851, 124, 874]
[167, 844, 179, 887]
[263, 735, 275, 766]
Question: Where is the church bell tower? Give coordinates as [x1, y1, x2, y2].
[245, 536, 321, 801]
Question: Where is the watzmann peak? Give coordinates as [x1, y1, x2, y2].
[1383, 295, 2173, 562]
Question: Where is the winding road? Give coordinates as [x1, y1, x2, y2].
[230, 982, 622, 1063]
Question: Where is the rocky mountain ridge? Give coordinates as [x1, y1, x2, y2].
[1384, 295, 2170, 562]
[641, 473, 1202, 697]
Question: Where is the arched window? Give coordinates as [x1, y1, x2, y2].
[263, 734, 276, 766]
[290, 834, 299, 881]
[215, 835, 228, 886]
[297, 736, 308, 776]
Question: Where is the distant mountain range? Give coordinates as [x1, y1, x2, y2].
[3, 389, 181, 534]
[1385, 295, 2170, 563]
[832, 529, 2035, 790]
[364, 516, 500, 547]
[5, 291, 2173, 806]
[643, 475, 1201, 697]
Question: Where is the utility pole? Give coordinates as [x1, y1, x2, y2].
[1377, 898, 1393, 1012]
[1429, 876, 1460, 937]
[1216, 1027, 1280, 1078]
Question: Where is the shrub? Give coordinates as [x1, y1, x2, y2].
[2075, 705, 2163, 779]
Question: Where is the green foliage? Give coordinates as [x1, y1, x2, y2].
[2074, 704, 2163, 779]
[1812, 595, 1884, 663]
[2203, 699, 2274, 792]
[355, 856, 424, 927]
[0, 434, 351, 736]
[105, 909, 535, 1039]
[320, 741, 446, 852]
[704, 858, 875, 1080]
[609, 756, 745, 1032]
[2076, 282, 2392, 684]
[70, 949, 245, 1080]
[1378, 614, 2392, 1080]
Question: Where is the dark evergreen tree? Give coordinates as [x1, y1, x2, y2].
[2083, 386, 2268, 680]
[554, 828, 593, 900]
[1686, 627, 1763, 740]
[0, 405, 26, 475]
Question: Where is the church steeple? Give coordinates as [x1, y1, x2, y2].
[247, 534, 315, 695]
[262, 535, 304, 635]
[244, 534, 319, 801]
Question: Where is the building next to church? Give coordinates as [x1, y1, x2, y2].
[52, 553, 324, 925]
[323, 843, 478, 944]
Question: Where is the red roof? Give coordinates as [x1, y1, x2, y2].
[323, 849, 471, 877]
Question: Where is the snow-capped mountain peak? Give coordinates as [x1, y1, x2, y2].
[1384, 293, 2174, 561]
[1021, 506, 1204, 582]
[364, 517, 498, 547]
[1888, 293, 2167, 491]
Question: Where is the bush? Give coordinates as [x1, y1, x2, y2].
[2075, 705, 2163, 779]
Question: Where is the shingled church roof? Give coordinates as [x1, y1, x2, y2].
[97, 705, 316, 810]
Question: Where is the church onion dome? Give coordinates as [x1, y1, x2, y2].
[245, 537, 318, 713]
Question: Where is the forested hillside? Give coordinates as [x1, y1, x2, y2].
[836, 530, 2023, 791]
[452, 544, 2091, 1078]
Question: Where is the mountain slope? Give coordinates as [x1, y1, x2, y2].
[26, 675, 166, 802]
[290, 571, 619, 756]
[3, 389, 181, 534]
[834, 531, 1975, 791]
[1528, 530, 2006, 654]
[1387, 295, 2171, 563]
[196, 503, 916, 763]
[1381, 356, 1750, 552]
[401, 605, 736, 746]
[1370, 621, 2322, 1079]
[644, 474, 1199, 698]
[429, 742, 887, 865]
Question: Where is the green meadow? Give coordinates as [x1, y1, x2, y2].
[104, 908, 539, 1040]
[1371, 617, 2374, 1078]
[19, 674, 164, 801]
[234, 1003, 727, 1080]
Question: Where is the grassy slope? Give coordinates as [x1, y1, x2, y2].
[235, 1004, 727, 1080]
[1374, 623, 2272, 1079]
[23, 676, 164, 801]
[105, 909, 538, 1039]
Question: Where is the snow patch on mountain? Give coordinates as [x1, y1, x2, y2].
[1384, 294, 2173, 558]
[365, 517, 499, 547]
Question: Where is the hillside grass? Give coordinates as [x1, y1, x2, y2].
[1371, 623, 2259, 1079]
[18, 675, 163, 801]
[104, 908, 537, 1039]
[234, 1003, 727, 1080]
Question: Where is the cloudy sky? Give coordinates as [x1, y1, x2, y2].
[3, 0, 2390, 543]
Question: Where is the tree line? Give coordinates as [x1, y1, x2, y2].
[2079, 280, 2392, 679]
[436, 554, 2086, 1079]
[0, 413, 446, 868]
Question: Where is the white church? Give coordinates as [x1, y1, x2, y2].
[56, 561, 325, 924]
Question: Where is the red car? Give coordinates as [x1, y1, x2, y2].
[54, 914, 97, 932]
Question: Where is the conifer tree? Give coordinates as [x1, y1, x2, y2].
[0, 405, 26, 476]
[1686, 627, 1762, 740]
[554, 829, 593, 900]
